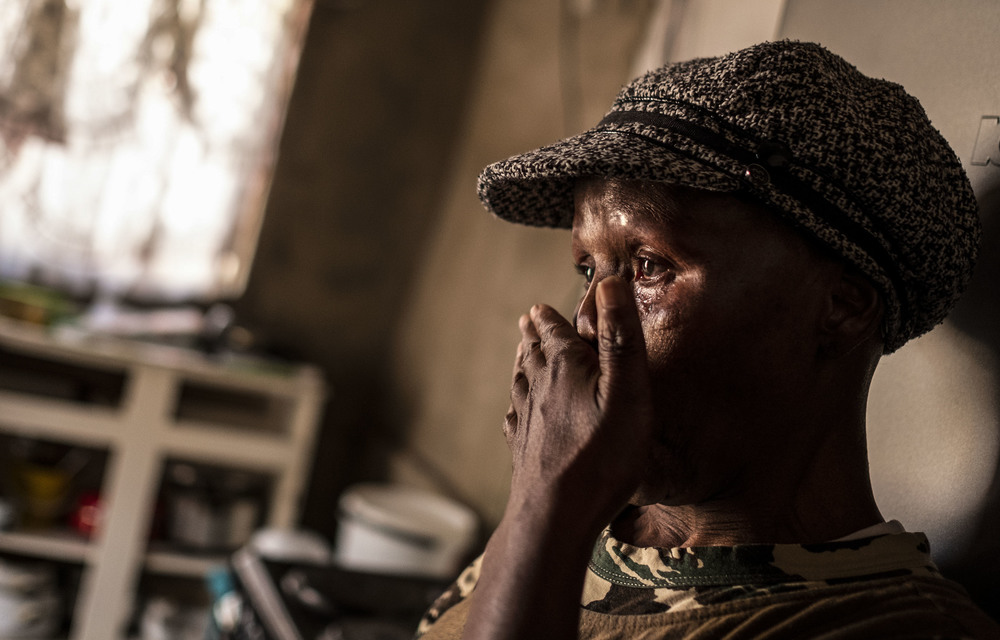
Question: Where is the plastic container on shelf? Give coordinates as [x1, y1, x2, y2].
[0, 558, 61, 639]
[163, 462, 266, 551]
[334, 483, 478, 579]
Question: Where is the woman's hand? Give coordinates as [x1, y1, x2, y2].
[503, 276, 654, 530]
[461, 276, 654, 640]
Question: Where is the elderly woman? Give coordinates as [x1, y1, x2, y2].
[418, 41, 999, 639]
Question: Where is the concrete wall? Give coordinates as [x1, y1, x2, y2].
[233, 0, 493, 535]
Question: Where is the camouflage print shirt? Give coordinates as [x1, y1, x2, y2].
[416, 528, 1000, 639]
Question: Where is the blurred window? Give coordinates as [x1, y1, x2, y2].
[0, 0, 311, 302]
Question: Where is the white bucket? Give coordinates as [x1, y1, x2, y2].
[334, 483, 477, 579]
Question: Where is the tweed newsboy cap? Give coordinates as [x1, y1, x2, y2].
[477, 40, 980, 353]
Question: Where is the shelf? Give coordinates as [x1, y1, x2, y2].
[0, 531, 231, 579]
[144, 546, 228, 578]
[160, 424, 297, 470]
[0, 392, 122, 446]
[0, 318, 323, 404]
[0, 529, 94, 564]
[0, 530, 232, 579]
[0, 316, 325, 640]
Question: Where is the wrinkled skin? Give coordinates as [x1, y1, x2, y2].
[464, 178, 884, 639]
[567, 179, 841, 513]
[506, 179, 871, 536]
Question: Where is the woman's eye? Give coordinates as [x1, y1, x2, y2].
[635, 257, 664, 280]
[575, 263, 595, 285]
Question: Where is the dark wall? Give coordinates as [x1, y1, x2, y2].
[232, 0, 492, 536]
[946, 182, 1000, 620]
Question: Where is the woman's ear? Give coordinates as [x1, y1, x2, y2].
[819, 267, 883, 358]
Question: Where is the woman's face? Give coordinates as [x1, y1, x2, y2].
[571, 178, 839, 507]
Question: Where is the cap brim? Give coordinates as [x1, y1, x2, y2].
[477, 129, 741, 228]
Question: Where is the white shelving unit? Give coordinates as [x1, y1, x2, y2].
[0, 317, 325, 640]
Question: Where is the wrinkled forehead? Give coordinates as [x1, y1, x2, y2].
[571, 177, 791, 238]
[573, 177, 692, 228]
[571, 177, 845, 270]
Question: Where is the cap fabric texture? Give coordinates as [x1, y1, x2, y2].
[477, 40, 980, 353]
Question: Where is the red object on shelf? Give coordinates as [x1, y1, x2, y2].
[70, 492, 102, 537]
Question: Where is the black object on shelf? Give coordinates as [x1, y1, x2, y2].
[226, 545, 450, 640]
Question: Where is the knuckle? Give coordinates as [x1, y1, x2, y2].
[546, 321, 576, 343]
[534, 308, 570, 340]
[546, 345, 585, 377]
[502, 409, 517, 436]
[511, 369, 527, 386]
[520, 345, 543, 370]
[598, 325, 633, 354]
[542, 338, 570, 360]
[510, 375, 528, 403]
